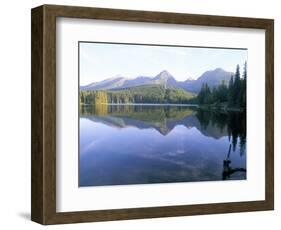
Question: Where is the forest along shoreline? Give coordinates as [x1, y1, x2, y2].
[195, 63, 246, 113]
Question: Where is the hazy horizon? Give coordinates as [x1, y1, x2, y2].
[79, 42, 247, 86]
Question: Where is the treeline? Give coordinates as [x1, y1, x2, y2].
[80, 90, 108, 105]
[80, 85, 194, 105]
[197, 63, 247, 108]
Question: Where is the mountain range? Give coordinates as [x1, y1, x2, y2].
[81, 68, 233, 94]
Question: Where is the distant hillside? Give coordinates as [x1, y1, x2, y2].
[81, 85, 195, 105]
[81, 68, 233, 94]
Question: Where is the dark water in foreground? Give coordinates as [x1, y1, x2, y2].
[79, 104, 246, 187]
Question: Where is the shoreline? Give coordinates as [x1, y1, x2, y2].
[197, 104, 245, 113]
[81, 103, 199, 107]
[80, 103, 245, 112]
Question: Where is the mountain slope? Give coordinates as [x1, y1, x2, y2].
[81, 76, 127, 90]
[180, 68, 233, 93]
[81, 68, 233, 93]
[108, 84, 195, 104]
[151, 70, 178, 87]
[81, 75, 152, 91]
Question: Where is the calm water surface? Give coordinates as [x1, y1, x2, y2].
[79, 104, 246, 187]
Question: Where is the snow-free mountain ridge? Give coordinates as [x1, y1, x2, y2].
[81, 68, 233, 93]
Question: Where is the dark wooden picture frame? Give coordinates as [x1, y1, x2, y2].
[31, 4, 274, 225]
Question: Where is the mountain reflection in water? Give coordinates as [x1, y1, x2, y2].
[79, 104, 246, 187]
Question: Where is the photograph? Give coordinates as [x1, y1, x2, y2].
[79, 42, 247, 187]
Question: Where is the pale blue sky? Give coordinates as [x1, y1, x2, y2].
[79, 42, 247, 86]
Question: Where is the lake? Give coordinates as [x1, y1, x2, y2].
[79, 104, 246, 187]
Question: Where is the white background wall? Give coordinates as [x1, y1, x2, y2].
[0, 0, 279, 229]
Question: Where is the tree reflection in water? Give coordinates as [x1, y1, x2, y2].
[80, 104, 246, 184]
[195, 109, 246, 156]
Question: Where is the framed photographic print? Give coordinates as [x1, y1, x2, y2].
[31, 4, 274, 225]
